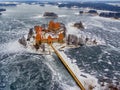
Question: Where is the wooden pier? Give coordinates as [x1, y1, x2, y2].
[50, 44, 85, 90]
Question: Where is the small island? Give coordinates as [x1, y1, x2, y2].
[99, 12, 120, 19]
[0, 8, 6, 12]
[0, 8, 6, 15]
[0, 3, 17, 7]
[79, 11, 84, 14]
[43, 12, 58, 18]
[87, 10, 98, 15]
[79, 9, 120, 19]
[74, 21, 84, 29]
[79, 10, 98, 15]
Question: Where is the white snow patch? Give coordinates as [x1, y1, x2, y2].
[31, 15, 44, 19]
[104, 69, 109, 72]
[74, 12, 79, 15]
[59, 15, 68, 17]
[108, 61, 112, 65]
[62, 83, 79, 90]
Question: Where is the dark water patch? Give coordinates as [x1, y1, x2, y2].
[0, 75, 6, 89]
[9, 61, 52, 90]
[65, 45, 102, 63]
[0, 53, 18, 63]
[100, 20, 120, 31]
[0, 53, 10, 61]
[65, 45, 120, 84]
[64, 46, 103, 75]
[50, 81, 63, 90]
[101, 50, 120, 73]
[0, 53, 54, 90]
